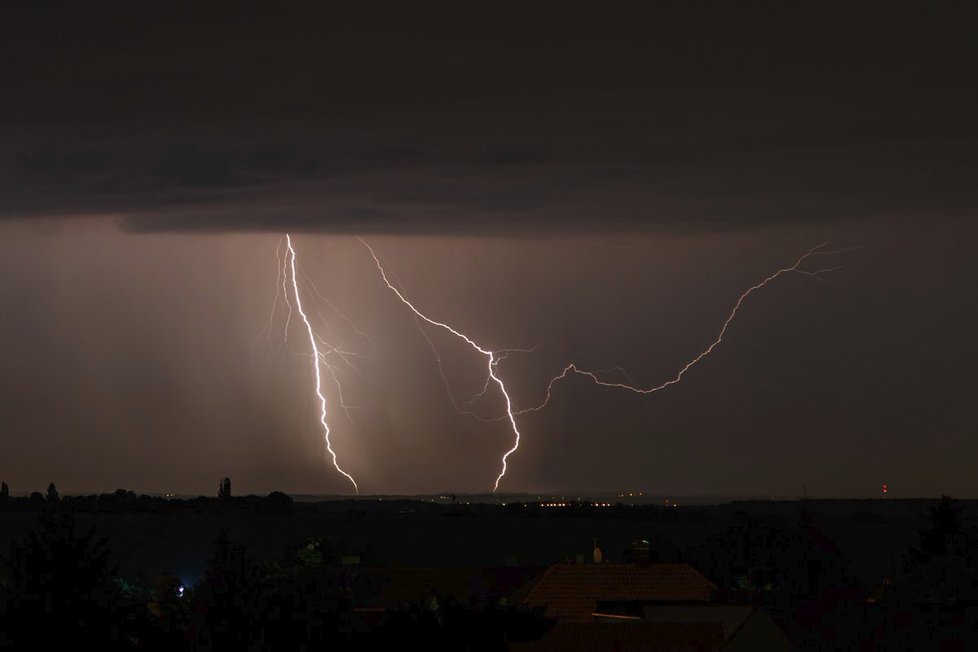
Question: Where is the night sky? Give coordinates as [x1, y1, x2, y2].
[1, 1, 976, 496]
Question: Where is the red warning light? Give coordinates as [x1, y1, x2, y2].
[882, 483, 888, 495]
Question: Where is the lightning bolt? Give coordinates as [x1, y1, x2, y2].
[359, 238, 523, 492]
[285, 234, 359, 493]
[414, 316, 501, 423]
[255, 236, 291, 362]
[298, 266, 385, 348]
[257, 236, 285, 348]
[263, 236, 866, 494]
[414, 315, 536, 423]
[517, 241, 855, 413]
[281, 237, 294, 343]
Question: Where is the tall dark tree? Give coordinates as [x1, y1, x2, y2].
[46, 482, 59, 502]
[0, 511, 134, 649]
[189, 528, 267, 649]
[0, 481, 8, 499]
[920, 495, 963, 558]
[218, 477, 231, 501]
[264, 491, 294, 516]
[144, 573, 191, 650]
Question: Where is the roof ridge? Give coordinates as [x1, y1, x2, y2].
[521, 563, 559, 604]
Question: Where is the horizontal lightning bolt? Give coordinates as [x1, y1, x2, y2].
[517, 241, 853, 413]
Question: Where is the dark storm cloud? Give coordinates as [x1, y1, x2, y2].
[4, 1, 978, 497]
[1, 0, 977, 233]
[7, 135, 975, 235]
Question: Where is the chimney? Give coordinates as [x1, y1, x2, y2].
[625, 538, 653, 563]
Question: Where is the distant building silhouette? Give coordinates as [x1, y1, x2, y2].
[521, 563, 716, 622]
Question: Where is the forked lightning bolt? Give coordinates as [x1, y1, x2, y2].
[517, 241, 854, 414]
[263, 236, 862, 494]
[359, 238, 523, 492]
[285, 234, 359, 493]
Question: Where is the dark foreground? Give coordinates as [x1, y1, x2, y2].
[0, 492, 973, 650]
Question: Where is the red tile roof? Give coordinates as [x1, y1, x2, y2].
[522, 563, 717, 622]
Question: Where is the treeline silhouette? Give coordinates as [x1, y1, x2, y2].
[0, 484, 548, 650]
[0, 482, 297, 516]
[2, 484, 977, 650]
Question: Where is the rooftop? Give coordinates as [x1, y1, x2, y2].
[522, 563, 717, 623]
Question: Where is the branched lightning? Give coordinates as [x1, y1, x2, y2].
[257, 235, 866, 495]
[468, 375, 493, 406]
[281, 239, 294, 343]
[299, 267, 385, 347]
[257, 236, 285, 349]
[324, 363, 358, 426]
[255, 237, 293, 365]
[414, 316, 498, 423]
[285, 234, 359, 493]
[516, 241, 852, 414]
[359, 237, 524, 491]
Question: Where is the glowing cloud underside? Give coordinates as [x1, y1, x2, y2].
[285, 234, 359, 494]
[359, 238, 523, 492]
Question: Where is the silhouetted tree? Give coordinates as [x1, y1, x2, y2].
[189, 528, 267, 649]
[143, 573, 190, 650]
[217, 477, 231, 501]
[112, 488, 137, 502]
[911, 495, 964, 563]
[297, 539, 327, 568]
[46, 482, 59, 502]
[0, 481, 8, 500]
[0, 511, 134, 649]
[692, 511, 863, 650]
[264, 490, 294, 515]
